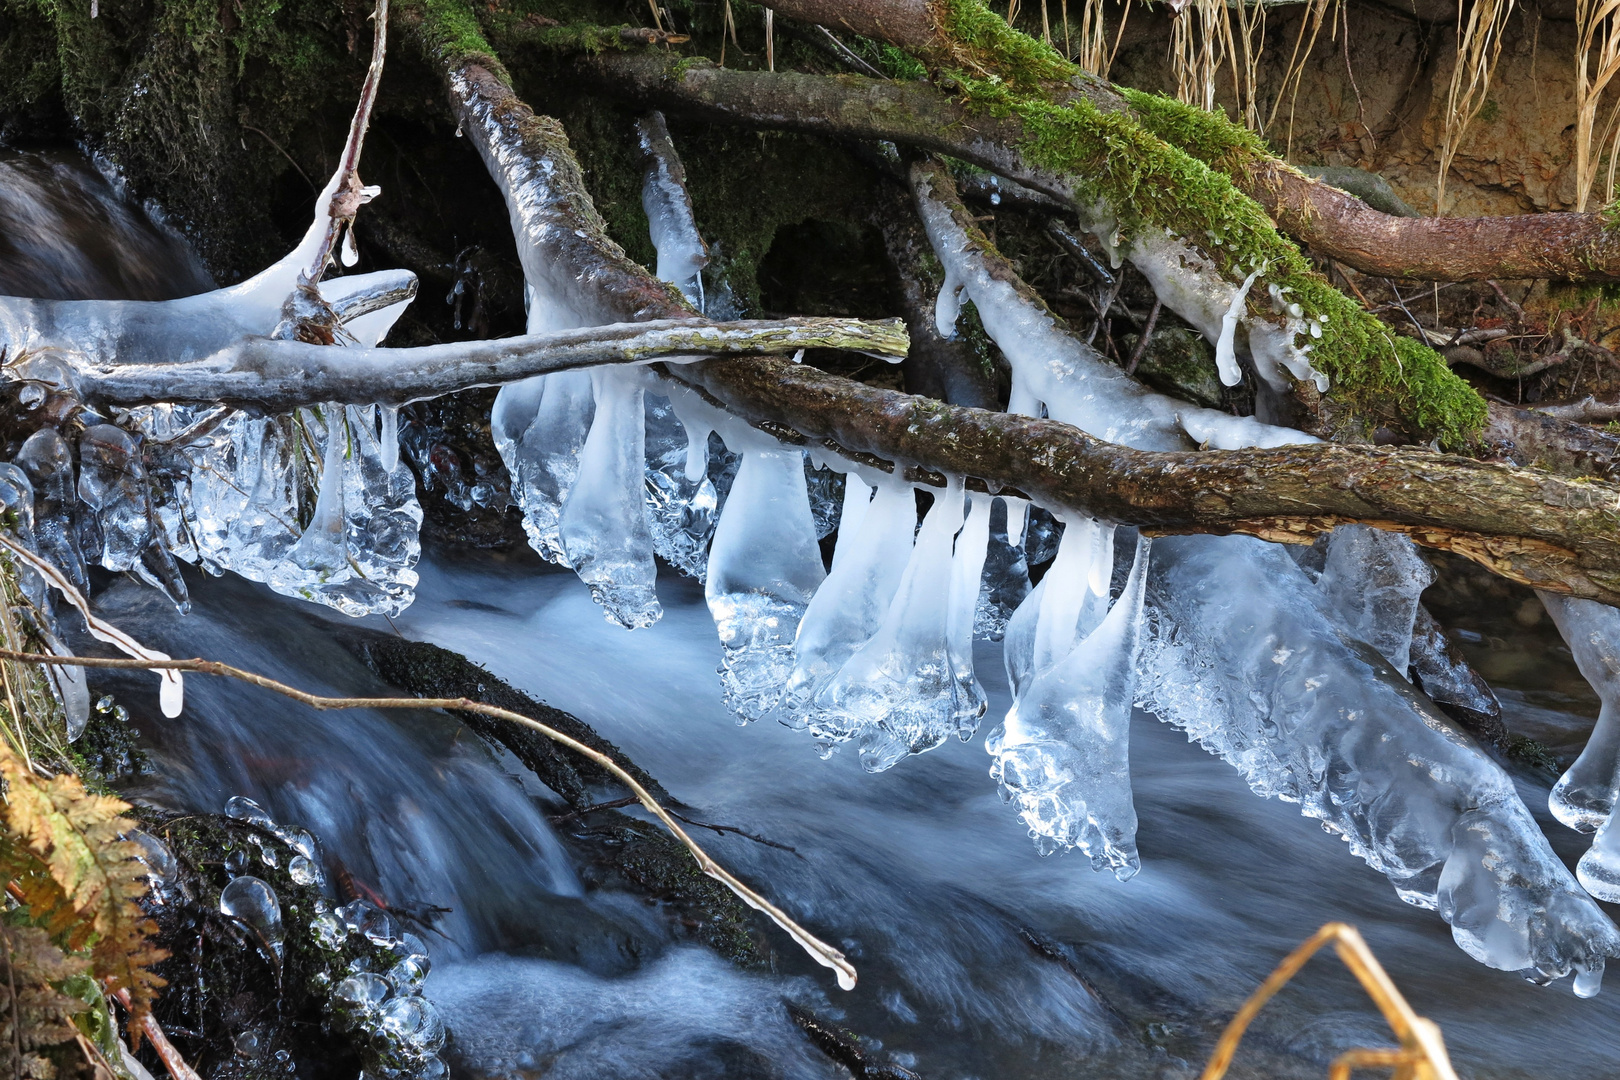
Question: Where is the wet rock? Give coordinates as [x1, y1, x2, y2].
[1120, 326, 1225, 411]
[341, 627, 665, 808]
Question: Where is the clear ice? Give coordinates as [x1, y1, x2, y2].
[989, 529, 1149, 875]
[1540, 594, 1620, 904]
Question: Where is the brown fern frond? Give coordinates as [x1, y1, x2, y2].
[0, 743, 166, 1019]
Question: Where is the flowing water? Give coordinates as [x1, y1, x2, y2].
[9, 146, 1620, 1080]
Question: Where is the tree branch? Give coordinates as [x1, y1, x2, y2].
[49, 316, 906, 411]
[406, 2, 1620, 604]
[669, 356, 1620, 605]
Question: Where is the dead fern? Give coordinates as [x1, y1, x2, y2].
[0, 923, 90, 1078]
[0, 741, 165, 1022]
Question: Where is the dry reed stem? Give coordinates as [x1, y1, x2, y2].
[1436, 0, 1516, 214]
[0, 646, 859, 990]
[1198, 922, 1459, 1080]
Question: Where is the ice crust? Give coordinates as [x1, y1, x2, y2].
[1316, 524, 1434, 675]
[1141, 535, 1618, 993]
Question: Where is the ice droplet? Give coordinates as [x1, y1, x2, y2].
[220, 875, 285, 960]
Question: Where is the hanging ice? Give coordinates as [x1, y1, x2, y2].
[1539, 594, 1620, 906]
[705, 440, 826, 722]
[559, 366, 661, 628]
[637, 111, 709, 309]
[643, 392, 729, 581]
[812, 478, 989, 771]
[494, 370, 594, 564]
[1140, 535, 1618, 993]
[1316, 524, 1434, 675]
[16, 428, 88, 594]
[778, 477, 916, 744]
[989, 522, 1148, 876]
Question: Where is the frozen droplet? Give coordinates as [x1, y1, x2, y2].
[331, 972, 391, 1028]
[112, 705, 129, 723]
[234, 1030, 262, 1058]
[220, 875, 284, 959]
[386, 955, 428, 991]
[288, 854, 321, 886]
[17, 384, 44, 409]
[129, 830, 176, 883]
[396, 932, 430, 969]
[95, 695, 113, 713]
[258, 844, 279, 869]
[341, 222, 360, 267]
[310, 912, 347, 950]
[379, 996, 446, 1055]
[224, 848, 253, 876]
[337, 899, 398, 946]
[225, 795, 276, 829]
[275, 827, 318, 859]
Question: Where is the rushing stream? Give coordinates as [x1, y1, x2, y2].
[9, 145, 1620, 1079]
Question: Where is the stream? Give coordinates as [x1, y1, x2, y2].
[7, 145, 1620, 1080]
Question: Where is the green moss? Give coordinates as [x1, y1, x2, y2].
[925, 4, 1486, 446]
[407, 0, 504, 70]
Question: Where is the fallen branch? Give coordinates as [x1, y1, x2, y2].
[46, 316, 907, 411]
[670, 356, 1620, 605]
[3, 646, 857, 990]
[1532, 396, 1620, 424]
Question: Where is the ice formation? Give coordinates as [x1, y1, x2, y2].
[1540, 594, 1620, 903]
[988, 528, 1150, 875]
[1140, 535, 1617, 993]
[1315, 524, 1434, 674]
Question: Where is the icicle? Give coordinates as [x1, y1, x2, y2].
[287, 406, 350, 578]
[1316, 524, 1434, 674]
[1214, 263, 1265, 387]
[558, 366, 661, 629]
[16, 428, 88, 594]
[947, 491, 993, 739]
[1539, 594, 1620, 904]
[812, 477, 987, 771]
[974, 498, 1032, 641]
[988, 532, 1151, 875]
[778, 478, 916, 736]
[76, 424, 153, 573]
[637, 113, 710, 309]
[934, 265, 964, 338]
[705, 445, 827, 722]
[830, 475, 872, 569]
[378, 405, 400, 472]
[644, 393, 725, 582]
[494, 371, 594, 565]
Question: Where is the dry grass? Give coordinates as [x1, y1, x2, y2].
[1436, 0, 1517, 214]
[1575, 0, 1620, 210]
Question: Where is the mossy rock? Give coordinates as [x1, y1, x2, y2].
[1120, 326, 1224, 410]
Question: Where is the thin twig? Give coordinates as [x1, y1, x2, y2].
[1126, 298, 1162, 374]
[816, 26, 885, 78]
[111, 988, 201, 1080]
[308, 0, 389, 279]
[1383, 280, 1433, 347]
[668, 810, 803, 857]
[0, 646, 857, 989]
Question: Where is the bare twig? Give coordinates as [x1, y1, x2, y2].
[1533, 395, 1620, 423]
[111, 988, 201, 1080]
[308, 0, 389, 278]
[1199, 922, 1458, 1080]
[1125, 297, 1161, 374]
[5, 643, 857, 989]
[816, 25, 885, 77]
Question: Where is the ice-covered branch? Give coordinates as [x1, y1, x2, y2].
[44, 316, 908, 412]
